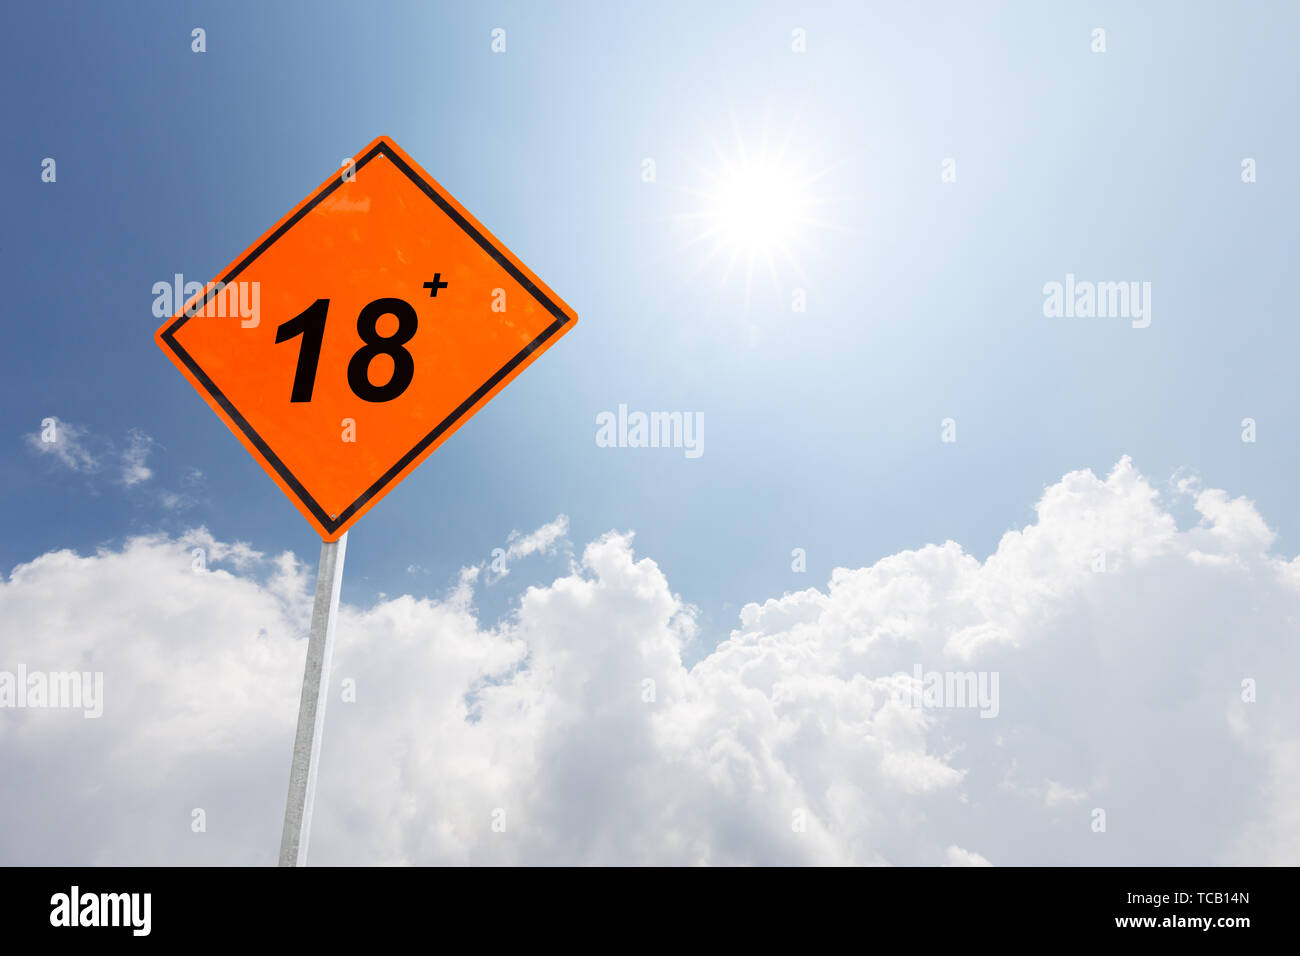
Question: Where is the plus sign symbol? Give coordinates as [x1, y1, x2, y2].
[423, 273, 449, 297]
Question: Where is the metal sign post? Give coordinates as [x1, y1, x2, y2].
[278, 532, 347, 867]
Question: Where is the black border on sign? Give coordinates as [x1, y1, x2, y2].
[159, 142, 573, 536]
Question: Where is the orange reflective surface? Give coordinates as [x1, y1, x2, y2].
[156, 135, 577, 540]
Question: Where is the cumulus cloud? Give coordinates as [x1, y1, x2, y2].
[0, 458, 1297, 865]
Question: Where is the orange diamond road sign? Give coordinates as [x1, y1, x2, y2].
[155, 135, 577, 541]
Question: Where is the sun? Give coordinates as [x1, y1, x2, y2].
[667, 119, 840, 305]
[709, 158, 811, 256]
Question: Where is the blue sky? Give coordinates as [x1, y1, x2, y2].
[5, 0, 1299, 642]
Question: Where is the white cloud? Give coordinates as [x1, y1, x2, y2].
[23, 420, 162, 491]
[0, 458, 1297, 865]
[1039, 780, 1088, 808]
[24, 419, 99, 473]
[944, 845, 993, 867]
[486, 515, 570, 581]
[178, 527, 263, 570]
[119, 428, 154, 487]
[504, 515, 569, 561]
